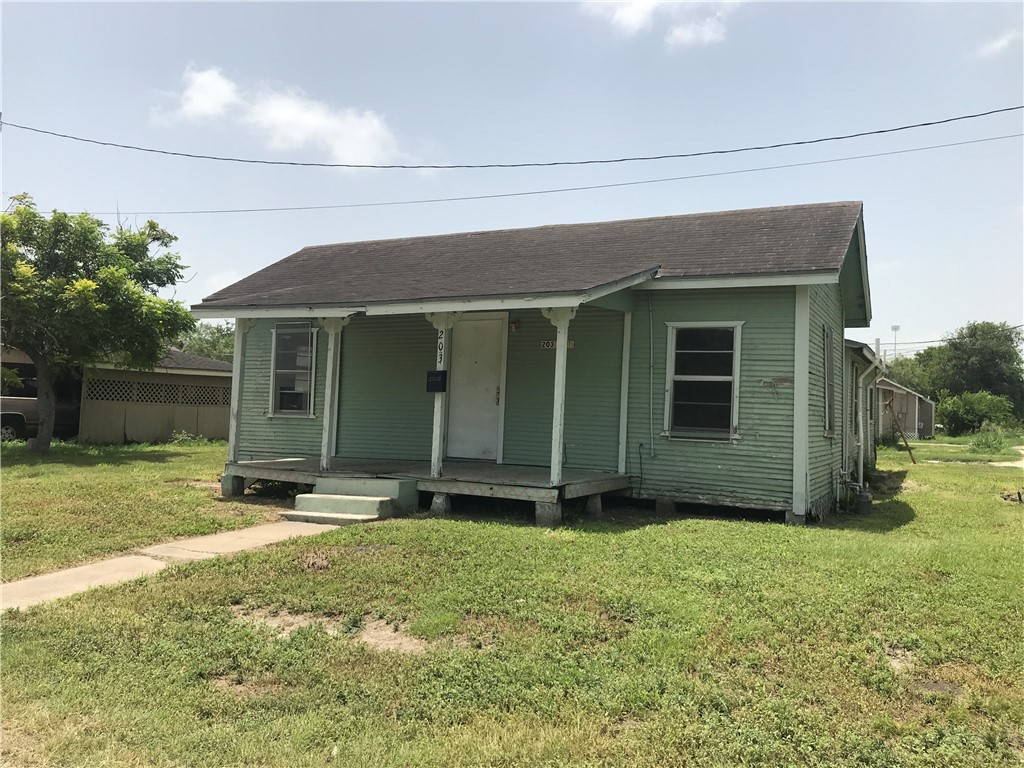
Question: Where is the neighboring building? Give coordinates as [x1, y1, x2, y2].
[79, 349, 232, 443]
[193, 202, 872, 525]
[876, 377, 935, 440]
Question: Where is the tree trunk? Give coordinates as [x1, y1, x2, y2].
[26, 352, 56, 453]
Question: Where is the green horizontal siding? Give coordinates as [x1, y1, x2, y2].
[237, 319, 327, 460]
[502, 306, 624, 470]
[625, 288, 795, 509]
[807, 283, 843, 515]
[335, 314, 435, 460]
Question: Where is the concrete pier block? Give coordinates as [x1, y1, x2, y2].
[586, 494, 603, 515]
[430, 493, 452, 516]
[535, 501, 562, 527]
[221, 474, 245, 498]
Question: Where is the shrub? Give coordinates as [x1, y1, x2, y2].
[936, 391, 1014, 436]
[969, 421, 1008, 453]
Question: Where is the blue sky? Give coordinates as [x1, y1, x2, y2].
[3, 1, 1022, 355]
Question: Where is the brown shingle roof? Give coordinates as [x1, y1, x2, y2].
[159, 348, 232, 373]
[195, 201, 862, 310]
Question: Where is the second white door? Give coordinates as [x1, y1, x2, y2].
[447, 315, 506, 460]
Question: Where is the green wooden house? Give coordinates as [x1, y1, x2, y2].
[193, 201, 874, 525]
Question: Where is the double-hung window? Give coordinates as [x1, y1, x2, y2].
[271, 323, 317, 416]
[664, 323, 742, 439]
[823, 326, 835, 435]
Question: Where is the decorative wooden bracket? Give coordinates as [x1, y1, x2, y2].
[425, 312, 462, 331]
[541, 307, 577, 326]
[317, 316, 352, 335]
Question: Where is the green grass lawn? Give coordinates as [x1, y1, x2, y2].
[3, 451, 1022, 766]
[889, 441, 1023, 464]
[1, 441, 285, 581]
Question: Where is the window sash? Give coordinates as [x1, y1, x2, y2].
[664, 323, 742, 438]
[823, 326, 835, 434]
[270, 323, 318, 417]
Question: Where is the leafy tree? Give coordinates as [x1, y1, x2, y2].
[885, 356, 932, 396]
[932, 322, 1024, 417]
[0, 366, 23, 396]
[1, 195, 195, 452]
[177, 320, 235, 363]
[936, 391, 1015, 436]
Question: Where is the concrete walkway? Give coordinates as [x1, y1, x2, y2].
[991, 446, 1024, 469]
[2, 521, 337, 611]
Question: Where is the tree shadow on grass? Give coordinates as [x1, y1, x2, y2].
[419, 494, 779, 533]
[1, 442, 181, 468]
[824, 468, 917, 533]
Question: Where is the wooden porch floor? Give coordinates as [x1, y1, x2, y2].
[224, 457, 630, 503]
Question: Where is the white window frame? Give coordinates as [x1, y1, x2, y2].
[823, 325, 835, 436]
[662, 321, 743, 441]
[269, 322, 318, 418]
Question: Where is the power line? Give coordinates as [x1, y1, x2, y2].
[75, 132, 1023, 216]
[2, 105, 1021, 170]
[884, 324, 1024, 347]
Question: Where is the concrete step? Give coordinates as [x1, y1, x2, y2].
[282, 509, 380, 526]
[293, 493, 395, 519]
[314, 477, 418, 510]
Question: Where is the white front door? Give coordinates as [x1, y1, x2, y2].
[447, 314, 506, 461]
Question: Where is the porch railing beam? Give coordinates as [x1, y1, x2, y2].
[426, 312, 462, 479]
[542, 306, 577, 486]
[318, 316, 352, 472]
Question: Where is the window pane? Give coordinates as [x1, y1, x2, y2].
[671, 402, 731, 432]
[671, 380, 732, 432]
[673, 379, 732, 406]
[276, 329, 312, 371]
[675, 328, 733, 352]
[276, 372, 310, 413]
[675, 351, 733, 377]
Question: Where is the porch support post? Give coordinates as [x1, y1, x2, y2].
[618, 311, 632, 474]
[790, 286, 810, 525]
[426, 312, 461, 479]
[542, 306, 577, 487]
[227, 318, 254, 464]
[318, 316, 351, 472]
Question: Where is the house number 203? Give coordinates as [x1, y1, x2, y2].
[540, 340, 575, 349]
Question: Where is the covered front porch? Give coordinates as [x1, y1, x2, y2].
[223, 457, 630, 522]
[213, 274, 650, 524]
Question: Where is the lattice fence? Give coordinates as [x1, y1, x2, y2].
[86, 377, 230, 406]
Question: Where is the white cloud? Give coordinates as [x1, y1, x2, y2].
[666, 15, 727, 47]
[245, 89, 400, 166]
[178, 67, 240, 120]
[164, 67, 407, 167]
[974, 28, 1022, 58]
[582, 0, 663, 35]
[583, 1, 738, 49]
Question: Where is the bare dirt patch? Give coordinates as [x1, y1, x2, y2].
[999, 490, 1024, 504]
[884, 644, 914, 673]
[231, 606, 346, 637]
[356, 617, 429, 654]
[900, 479, 928, 493]
[188, 481, 223, 491]
[297, 548, 332, 571]
[913, 678, 963, 697]
[210, 673, 284, 698]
